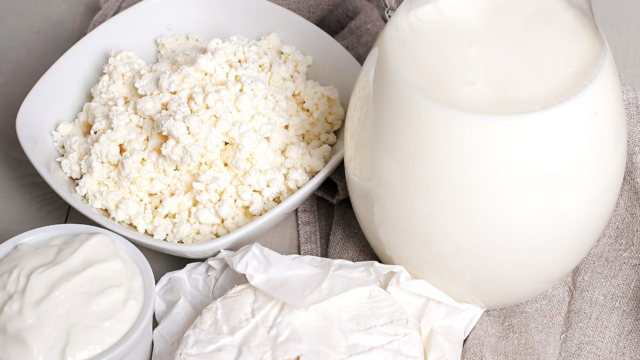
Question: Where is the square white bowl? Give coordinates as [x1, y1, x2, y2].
[16, 0, 360, 258]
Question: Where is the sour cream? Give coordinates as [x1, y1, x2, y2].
[0, 233, 144, 360]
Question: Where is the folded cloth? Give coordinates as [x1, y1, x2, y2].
[90, 1, 640, 358]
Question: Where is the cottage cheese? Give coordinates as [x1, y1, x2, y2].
[53, 34, 344, 243]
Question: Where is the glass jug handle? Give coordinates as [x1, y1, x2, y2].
[380, 0, 402, 20]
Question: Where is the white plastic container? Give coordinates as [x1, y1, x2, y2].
[0, 224, 155, 360]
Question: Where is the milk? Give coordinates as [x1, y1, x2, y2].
[345, 0, 627, 309]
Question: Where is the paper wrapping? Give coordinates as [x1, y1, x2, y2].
[153, 244, 484, 360]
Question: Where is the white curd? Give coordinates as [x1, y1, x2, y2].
[0, 233, 144, 360]
[52, 34, 344, 244]
[345, 0, 627, 308]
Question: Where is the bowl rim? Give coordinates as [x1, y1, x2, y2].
[15, 0, 358, 258]
[0, 224, 155, 360]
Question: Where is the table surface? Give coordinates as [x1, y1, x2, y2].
[1, 0, 639, 281]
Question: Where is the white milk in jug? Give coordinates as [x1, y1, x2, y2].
[345, 0, 627, 309]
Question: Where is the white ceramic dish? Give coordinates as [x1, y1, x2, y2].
[16, 0, 360, 258]
[0, 224, 155, 360]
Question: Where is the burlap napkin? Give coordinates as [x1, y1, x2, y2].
[90, 1, 640, 358]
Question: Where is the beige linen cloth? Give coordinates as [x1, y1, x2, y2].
[91, 1, 640, 358]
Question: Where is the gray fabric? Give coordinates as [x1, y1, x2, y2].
[301, 163, 378, 261]
[90, 1, 640, 358]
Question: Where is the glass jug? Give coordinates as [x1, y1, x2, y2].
[345, 0, 627, 309]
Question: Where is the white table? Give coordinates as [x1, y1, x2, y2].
[1, 0, 639, 281]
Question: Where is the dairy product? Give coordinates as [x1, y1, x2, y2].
[388, 0, 603, 114]
[0, 233, 144, 360]
[175, 284, 424, 360]
[345, 0, 627, 308]
[52, 33, 344, 243]
[155, 244, 483, 360]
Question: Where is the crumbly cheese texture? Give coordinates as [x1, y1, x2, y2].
[52, 34, 344, 243]
[174, 284, 424, 360]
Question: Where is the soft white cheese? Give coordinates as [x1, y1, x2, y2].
[175, 284, 424, 360]
[154, 244, 485, 360]
[53, 33, 344, 243]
